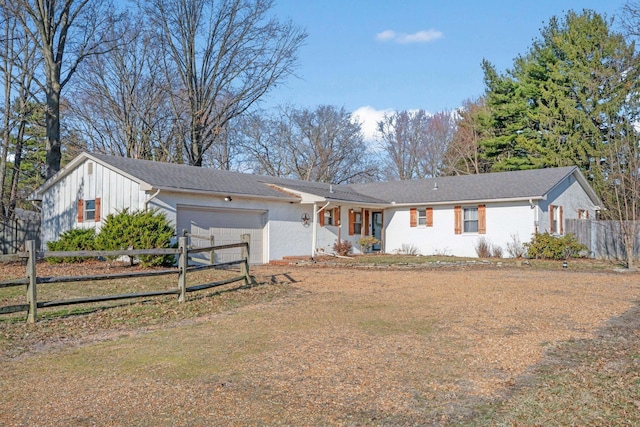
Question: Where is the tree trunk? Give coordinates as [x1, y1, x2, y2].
[45, 87, 62, 178]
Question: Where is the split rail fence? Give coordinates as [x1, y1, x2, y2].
[0, 235, 251, 323]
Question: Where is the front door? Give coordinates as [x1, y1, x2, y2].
[371, 211, 383, 251]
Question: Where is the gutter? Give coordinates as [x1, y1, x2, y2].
[144, 188, 161, 210]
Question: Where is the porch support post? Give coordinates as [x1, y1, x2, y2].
[312, 203, 318, 258]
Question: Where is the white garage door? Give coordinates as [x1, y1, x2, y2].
[177, 206, 266, 264]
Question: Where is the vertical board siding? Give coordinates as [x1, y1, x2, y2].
[566, 219, 640, 260]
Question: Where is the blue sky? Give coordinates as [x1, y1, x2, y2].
[266, 0, 627, 140]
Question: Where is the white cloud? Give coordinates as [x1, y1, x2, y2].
[376, 29, 443, 44]
[375, 30, 396, 41]
[352, 106, 393, 145]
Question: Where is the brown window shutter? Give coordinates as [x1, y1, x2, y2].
[95, 198, 101, 222]
[426, 207, 433, 227]
[363, 210, 369, 236]
[586, 210, 589, 219]
[319, 208, 325, 226]
[334, 207, 340, 226]
[549, 205, 555, 233]
[348, 210, 355, 235]
[454, 206, 462, 234]
[410, 208, 417, 227]
[77, 199, 84, 222]
[559, 206, 563, 234]
[478, 204, 486, 234]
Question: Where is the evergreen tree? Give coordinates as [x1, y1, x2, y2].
[478, 10, 637, 190]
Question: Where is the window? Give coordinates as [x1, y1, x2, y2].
[353, 211, 362, 234]
[418, 209, 426, 226]
[77, 198, 101, 223]
[578, 209, 589, 219]
[410, 207, 433, 227]
[455, 205, 485, 234]
[463, 207, 478, 233]
[324, 208, 334, 226]
[550, 204, 563, 234]
[85, 200, 96, 221]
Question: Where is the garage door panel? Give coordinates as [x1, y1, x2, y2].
[177, 207, 265, 264]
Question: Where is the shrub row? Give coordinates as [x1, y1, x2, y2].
[47, 208, 175, 266]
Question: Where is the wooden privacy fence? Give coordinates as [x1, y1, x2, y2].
[0, 235, 251, 323]
[566, 219, 640, 260]
[0, 216, 41, 255]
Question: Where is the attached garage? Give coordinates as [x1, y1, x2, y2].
[176, 206, 266, 264]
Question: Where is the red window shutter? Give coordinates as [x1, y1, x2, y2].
[319, 208, 325, 226]
[334, 207, 340, 226]
[95, 198, 101, 222]
[549, 205, 555, 233]
[559, 206, 563, 234]
[478, 204, 486, 234]
[77, 199, 84, 223]
[363, 210, 370, 236]
[410, 208, 417, 227]
[348, 210, 355, 235]
[426, 207, 433, 227]
[454, 206, 462, 234]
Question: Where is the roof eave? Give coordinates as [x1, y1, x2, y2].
[388, 195, 547, 208]
[151, 186, 301, 202]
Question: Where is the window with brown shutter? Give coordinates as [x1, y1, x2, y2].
[334, 207, 340, 226]
[454, 206, 462, 234]
[549, 205, 555, 233]
[319, 208, 325, 226]
[410, 208, 417, 227]
[559, 206, 563, 234]
[426, 207, 433, 227]
[478, 204, 486, 234]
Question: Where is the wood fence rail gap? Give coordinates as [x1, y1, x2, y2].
[1, 238, 251, 323]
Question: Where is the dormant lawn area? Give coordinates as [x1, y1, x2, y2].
[1, 262, 639, 426]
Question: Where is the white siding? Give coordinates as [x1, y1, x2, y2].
[151, 191, 314, 262]
[384, 202, 536, 258]
[41, 159, 146, 246]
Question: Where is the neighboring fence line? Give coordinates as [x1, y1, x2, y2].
[565, 219, 640, 260]
[0, 216, 41, 255]
[0, 235, 251, 323]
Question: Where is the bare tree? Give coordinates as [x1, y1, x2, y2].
[8, 0, 119, 178]
[442, 98, 491, 175]
[68, 12, 180, 162]
[0, 5, 41, 219]
[235, 105, 378, 183]
[418, 110, 457, 178]
[143, 0, 306, 168]
[377, 109, 454, 180]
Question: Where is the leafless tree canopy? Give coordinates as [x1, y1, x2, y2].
[376, 109, 456, 180]
[234, 105, 379, 184]
[7, 0, 118, 178]
[143, 0, 307, 167]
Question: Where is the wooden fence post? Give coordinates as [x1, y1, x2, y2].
[241, 234, 250, 285]
[209, 235, 215, 265]
[178, 236, 187, 302]
[26, 240, 37, 323]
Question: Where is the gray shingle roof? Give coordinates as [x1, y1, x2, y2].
[54, 153, 592, 206]
[349, 167, 581, 204]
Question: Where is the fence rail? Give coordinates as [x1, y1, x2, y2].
[0, 235, 251, 323]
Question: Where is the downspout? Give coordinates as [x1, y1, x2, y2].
[312, 201, 331, 258]
[144, 188, 161, 211]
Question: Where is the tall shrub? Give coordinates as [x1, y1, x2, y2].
[95, 208, 175, 266]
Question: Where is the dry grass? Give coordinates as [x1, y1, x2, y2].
[0, 261, 639, 425]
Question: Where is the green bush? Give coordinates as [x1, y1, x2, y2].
[95, 208, 175, 267]
[46, 228, 97, 263]
[524, 232, 587, 260]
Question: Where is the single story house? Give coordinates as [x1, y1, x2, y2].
[32, 152, 602, 263]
